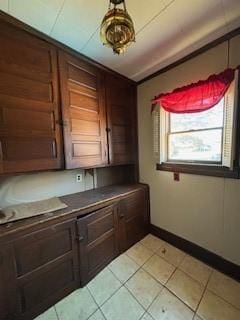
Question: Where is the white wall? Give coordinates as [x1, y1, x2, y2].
[0, 165, 134, 209]
[138, 35, 240, 265]
[0, 169, 92, 209]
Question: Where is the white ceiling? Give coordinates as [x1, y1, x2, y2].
[1, 0, 240, 81]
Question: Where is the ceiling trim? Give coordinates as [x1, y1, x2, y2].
[0, 10, 136, 84]
[137, 26, 240, 86]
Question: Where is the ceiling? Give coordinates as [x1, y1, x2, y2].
[1, 0, 240, 81]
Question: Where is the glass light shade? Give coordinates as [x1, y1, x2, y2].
[100, 7, 135, 54]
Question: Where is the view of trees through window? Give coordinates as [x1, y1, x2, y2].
[168, 99, 224, 163]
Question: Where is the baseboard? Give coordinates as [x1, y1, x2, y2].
[150, 224, 240, 282]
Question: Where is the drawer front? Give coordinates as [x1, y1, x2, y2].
[13, 221, 75, 276]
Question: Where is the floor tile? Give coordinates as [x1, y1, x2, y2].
[125, 268, 163, 309]
[156, 242, 186, 267]
[87, 267, 121, 306]
[126, 242, 153, 266]
[179, 255, 212, 286]
[140, 234, 166, 252]
[108, 253, 139, 283]
[55, 287, 98, 320]
[34, 307, 58, 320]
[197, 290, 240, 320]
[142, 254, 175, 285]
[88, 309, 106, 320]
[148, 288, 194, 320]
[207, 270, 240, 309]
[166, 269, 205, 310]
[141, 313, 154, 320]
[101, 286, 145, 320]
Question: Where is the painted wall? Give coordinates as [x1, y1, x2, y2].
[138, 35, 240, 265]
[0, 165, 133, 209]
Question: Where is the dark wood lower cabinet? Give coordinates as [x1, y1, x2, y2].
[77, 204, 119, 285]
[0, 186, 149, 320]
[118, 189, 150, 252]
[1, 219, 80, 320]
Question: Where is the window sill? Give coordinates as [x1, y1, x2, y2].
[156, 162, 239, 178]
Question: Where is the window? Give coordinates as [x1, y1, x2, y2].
[168, 100, 224, 164]
[152, 72, 239, 177]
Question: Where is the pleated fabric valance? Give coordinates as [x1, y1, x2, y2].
[152, 66, 240, 114]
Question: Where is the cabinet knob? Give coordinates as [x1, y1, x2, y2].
[76, 236, 84, 242]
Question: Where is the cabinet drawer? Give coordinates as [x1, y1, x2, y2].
[13, 221, 75, 276]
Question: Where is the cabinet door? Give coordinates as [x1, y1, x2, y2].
[118, 189, 150, 252]
[77, 205, 119, 285]
[0, 21, 63, 174]
[8, 219, 80, 320]
[58, 51, 108, 169]
[0, 244, 18, 319]
[106, 74, 137, 165]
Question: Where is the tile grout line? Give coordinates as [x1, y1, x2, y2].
[39, 236, 239, 319]
[53, 305, 60, 320]
[140, 236, 187, 269]
[86, 286, 107, 320]
[194, 268, 214, 318]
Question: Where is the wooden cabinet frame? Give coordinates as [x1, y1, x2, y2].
[0, 186, 149, 320]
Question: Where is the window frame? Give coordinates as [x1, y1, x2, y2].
[156, 78, 240, 178]
[166, 102, 224, 165]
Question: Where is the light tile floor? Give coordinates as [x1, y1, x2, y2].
[35, 234, 240, 320]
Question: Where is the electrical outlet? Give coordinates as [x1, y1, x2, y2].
[174, 172, 180, 181]
[76, 174, 83, 183]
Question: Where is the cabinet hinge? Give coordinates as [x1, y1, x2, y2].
[56, 120, 67, 127]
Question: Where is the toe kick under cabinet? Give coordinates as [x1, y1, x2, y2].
[0, 184, 149, 320]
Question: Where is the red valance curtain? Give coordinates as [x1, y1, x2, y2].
[152, 67, 239, 114]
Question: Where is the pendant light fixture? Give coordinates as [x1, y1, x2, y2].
[100, 0, 135, 55]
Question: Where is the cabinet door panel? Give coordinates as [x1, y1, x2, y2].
[118, 189, 150, 252]
[0, 21, 63, 174]
[8, 219, 79, 320]
[106, 75, 137, 165]
[77, 205, 119, 285]
[59, 51, 107, 168]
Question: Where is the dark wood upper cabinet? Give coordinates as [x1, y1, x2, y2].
[58, 51, 108, 169]
[0, 17, 137, 174]
[106, 74, 137, 165]
[0, 21, 63, 174]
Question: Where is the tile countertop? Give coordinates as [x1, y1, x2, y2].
[0, 183, 148, 239]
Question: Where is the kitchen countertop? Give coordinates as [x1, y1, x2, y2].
[0, 183, 148, 239]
